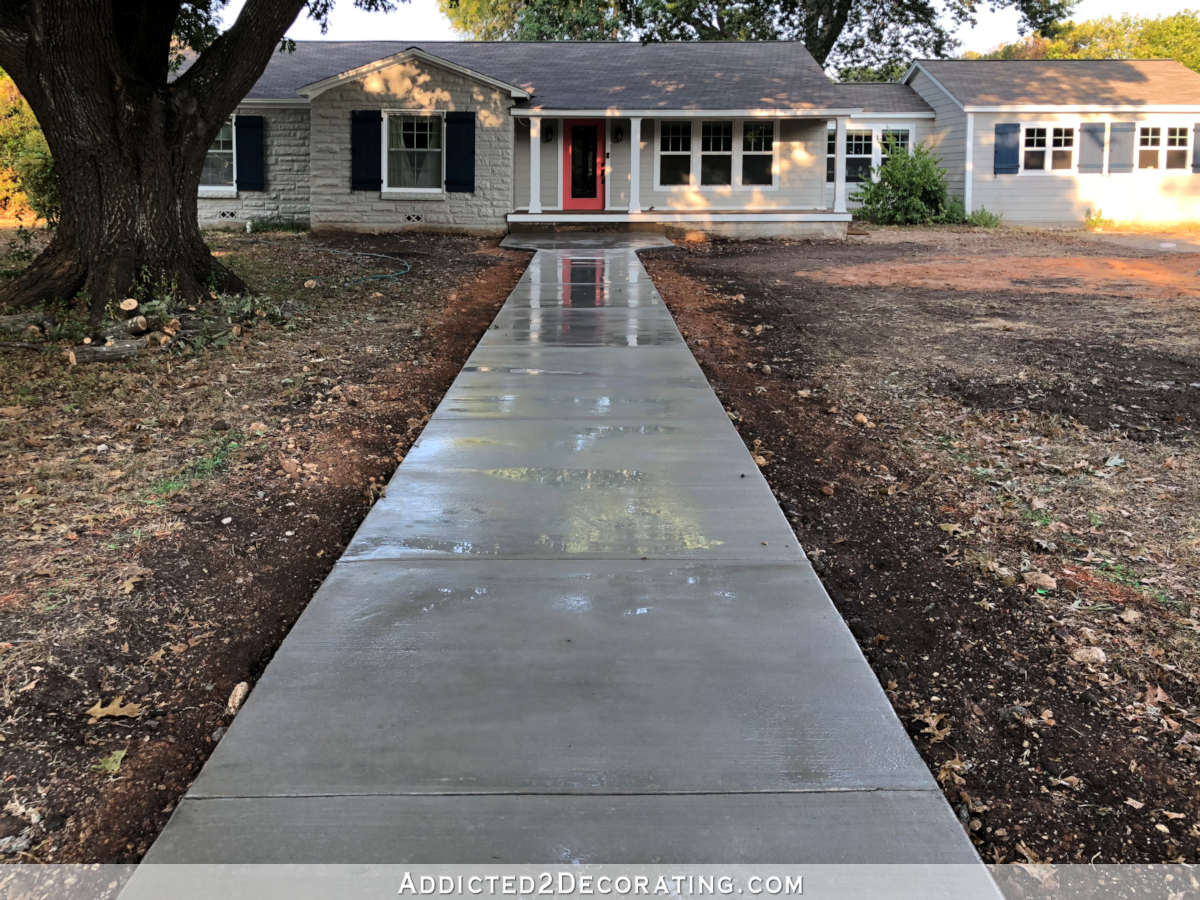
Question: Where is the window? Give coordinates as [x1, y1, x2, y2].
[1166, 126, 1189, 169]
[201, 119, 235, 188]
[826, 124, 914, 183]
[700, 121, 733, 185]
[741, 121, 774, 186]
[1051, 127, 1074, 170]
[385, 113, 443, 191]
[879, 128, 910, 168]
[1139, 126, 1162, 169]
[1023, 127, 1047, 171]
[659, 121, 692, 186]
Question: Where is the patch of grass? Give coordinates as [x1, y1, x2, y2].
[967, 207, 1002, 228]
[144, 432, 243, 503]
[1084, 208, 1115, 231]
[1097, 561, 1178, 607]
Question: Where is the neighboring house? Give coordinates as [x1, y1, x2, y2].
[196, 43, 1200, 235]
[902, 59, 1200, 224]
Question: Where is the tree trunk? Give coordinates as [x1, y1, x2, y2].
[0, 109, 244, 327]
[0, 3, 254, 330]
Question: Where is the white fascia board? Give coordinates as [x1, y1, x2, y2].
[845, 111, 936, 120]
[512, 108, 863, 118]
[239, 98, 310, 108]
[965, 104, 1200, 113]
[299, 48, 531, 100]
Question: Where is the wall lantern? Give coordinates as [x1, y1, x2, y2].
[542, 124, 556, 143]
[613, 126, 624, 144]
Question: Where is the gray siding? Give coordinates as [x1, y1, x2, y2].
[513, 118, 563, 210]
[198, 106, 311, 227]
[971, 110, 1200, 224]
[908, 70, 967, 199]
[307, 57, 516, 233]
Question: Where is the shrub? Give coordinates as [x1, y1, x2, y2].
[967, 206, 1002, 227]
[0, 69, 58, 225]
[1084, 208, 1114, 230]
[851, 140, 964, 226]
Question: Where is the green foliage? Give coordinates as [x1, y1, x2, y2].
[967, 206, 1002, 227]
[0, 69, 58, 224]
[247, 215, 310, 233]
[968, 11, 1200, 72]
[440, 0, 1077, 70]
[1083, 208, 1115, 230]
[850, 140, 965, 225]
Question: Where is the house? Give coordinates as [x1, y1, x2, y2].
[900, 59, 1200, 224]
[197, 42, 1200, 235]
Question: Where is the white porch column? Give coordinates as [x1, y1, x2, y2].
[833, 116, 848, 213]
[628, 117, 643, 214]
[528, 117, 542, 214]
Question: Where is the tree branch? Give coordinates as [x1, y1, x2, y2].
[171, 0, 307, 125]
[0, 2, 31, 84]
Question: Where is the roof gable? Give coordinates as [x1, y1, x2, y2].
[909, 58, 1200, 109]
[298, 47, 531, 100]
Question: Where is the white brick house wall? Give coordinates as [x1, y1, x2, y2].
[197, 106, 311, 227]
[307, 58, 517, 234]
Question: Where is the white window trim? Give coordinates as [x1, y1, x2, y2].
[382, 109, 445, 195]
[1136, 122, 1192, 171]
[653, 119, 780, 192]
[1017, 122, 1079, 176]
[825, 122, 915, 184]
[199, 116, 237, 197]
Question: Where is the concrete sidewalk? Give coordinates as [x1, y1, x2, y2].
[134, 236, 995, 895]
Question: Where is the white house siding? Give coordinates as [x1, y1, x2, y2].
[307, 58, 516, 234]
[512, 117, 563, 210]
[634, 118, 827, 211]
[971, 110, 1200, 224]
[823, 117, 932, 209]
[198, 106, 311, 227]
[907, 71, 967, 199]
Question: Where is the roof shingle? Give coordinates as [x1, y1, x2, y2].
[913, 58, 1200, 107]
[245, 40, 854, 111]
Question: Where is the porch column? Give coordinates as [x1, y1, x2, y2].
[833, 116, 848, 213]
[628, 117, 642, 214]
[528, 117, 542, 214]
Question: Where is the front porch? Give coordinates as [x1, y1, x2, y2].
[512, 112, 857, 238]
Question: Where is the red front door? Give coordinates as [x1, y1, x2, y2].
[562, 119, 604, 210]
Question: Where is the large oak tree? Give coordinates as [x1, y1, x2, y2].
[0, 1, 393, 324]
[442, 0, 1078, 74]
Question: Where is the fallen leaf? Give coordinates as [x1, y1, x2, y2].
[93, 749, 126, 775]
[226, 681, 250, 715]
[1125, 798, 1145, 810]
[1071, 646, 1107, 665]
[86, 696, 142, 723]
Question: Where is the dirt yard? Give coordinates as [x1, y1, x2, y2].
[0, 230, 527, 862]
[644, 228, 1200, 865]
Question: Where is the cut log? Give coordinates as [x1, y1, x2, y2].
[67, 338, 147, 363]
[0, 311, 43, 332]
[118, 298, 139, 316]
[124, 315, 149, 335]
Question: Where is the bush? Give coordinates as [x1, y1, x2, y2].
[967, 206, 1002, 227]
[851, 141, 964, 226]
[0, 69, 58, 225]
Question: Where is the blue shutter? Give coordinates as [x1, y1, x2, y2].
[993, 123, 1020, 175]
[1193, 124, 1200, 173]
[1078, 123, 1105, 174]
[444, 111, 476, 193]
[234, 115, 265, 191]
[1108, 122, 1135, 173]
[350, 110, 382, 191]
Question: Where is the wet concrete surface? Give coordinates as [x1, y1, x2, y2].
[137, 239, 995, 893]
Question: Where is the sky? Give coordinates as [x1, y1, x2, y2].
[220, 0, 1195, 55]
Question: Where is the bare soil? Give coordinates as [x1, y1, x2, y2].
[644, 227, 1200, 865]
[0, 230, 527, 862]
